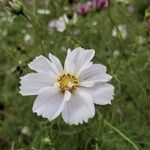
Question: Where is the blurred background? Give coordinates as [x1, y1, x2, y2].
[0, 0, 150, 149]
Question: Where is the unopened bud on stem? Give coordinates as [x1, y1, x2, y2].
[5, 0, 23, 15]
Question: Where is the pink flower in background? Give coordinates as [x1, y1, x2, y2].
[75, 2, 92, 16]
[91, 0, 110, 10]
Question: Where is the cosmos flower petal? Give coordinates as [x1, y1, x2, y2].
[84, 74, 112, 82]
[64, 47, 95, 74]
[62, 90, 95, 125]
[73, 47, 95, 73]
[28, 55, 52, 73]
[79, 64, 107, 80]
[32, 87, 65, 121]
[83, 83, 114, 105]
[64, 49, 75, 73]
[79, 81, 94, 87]
[79, 64, 112, 84]
[19, 73, 54, 95]
[49, 53, 63, 74]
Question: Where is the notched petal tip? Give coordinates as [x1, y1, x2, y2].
[107, 74, 113, 81]
[75, 47, 95, 55]
[18, 88, 23, 95]
[67, 48, 71, 52]
[27, 55, 53, 73]
[88, 48, 95, 55]
[19, 88, 29, 96]
[28, 55, 43, 67]
[65, 114, 94, 125]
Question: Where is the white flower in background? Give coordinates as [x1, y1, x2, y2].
[21, 126, 31, 137]
[113, 50, 120, 57]
[0, 12, 15, 23]
[71, 13, 78, 24]
[112, 24, 127, 39]
[24, 33, 33, 44]
[61, 46, 67, 52]
[19, 47, 114, 125]
[115, 0, 129, 4]
[92, 21, 98, 26]
[37, 9, 50, 15]
[60, 14, 69, 24]
[42, 137, 52, 145]
[48, 18, 66, 32]
[135, 36, 146, 45]
[48, 13, 78, 32]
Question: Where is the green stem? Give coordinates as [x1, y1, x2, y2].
[22, 12, 35, 27]
[97, 111, 139, 150]
[107, 8, 123, 47]
[1, 45, 25, 74]
[104, 119, 139, 150]
[1, 45, 20, 65]
[23, 7, 42, 28]
[107, 8, 125, 74]
[112, 0, 143, 35]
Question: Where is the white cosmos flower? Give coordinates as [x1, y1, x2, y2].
[48, 13, 78, 32]
[115, 0, 129, 4]
[112, 24, 127, 40]
[37, 9, 50, 15]
[48, 19, 66, 32]
[24, 34, 33, 44]
[19, 47, 114, 125]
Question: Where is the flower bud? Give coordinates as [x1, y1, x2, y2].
[75, 2, 92, 16]
[144, 7, 150, 20]
[91, 0, 110, 10]
[5, 0, 23, 15]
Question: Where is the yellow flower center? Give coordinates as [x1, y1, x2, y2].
[58, 74, 79, 92]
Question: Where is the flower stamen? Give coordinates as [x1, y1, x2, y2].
[58, 74, 79, 92]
